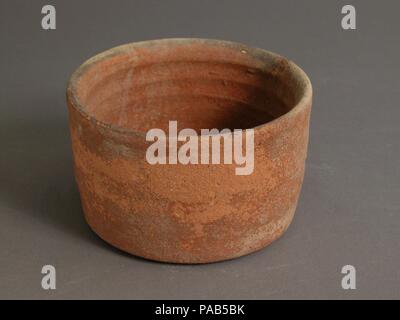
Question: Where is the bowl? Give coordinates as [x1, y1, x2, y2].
[67, 38, 312, 263]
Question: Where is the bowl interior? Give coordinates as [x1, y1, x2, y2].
[72, 39, 308, 133]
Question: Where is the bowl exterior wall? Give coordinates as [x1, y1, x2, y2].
[67, 93, 311, 263]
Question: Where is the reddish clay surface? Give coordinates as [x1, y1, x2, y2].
[67, 38, 312, 263]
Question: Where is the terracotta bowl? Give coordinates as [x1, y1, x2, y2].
[67, 38, 312, 263]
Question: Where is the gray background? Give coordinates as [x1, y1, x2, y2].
[0, 0, 399, 299]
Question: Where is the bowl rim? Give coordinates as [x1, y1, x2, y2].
[67, 38, 312, 137]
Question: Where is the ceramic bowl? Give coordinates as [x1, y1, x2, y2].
[67, 38, 312, 263]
